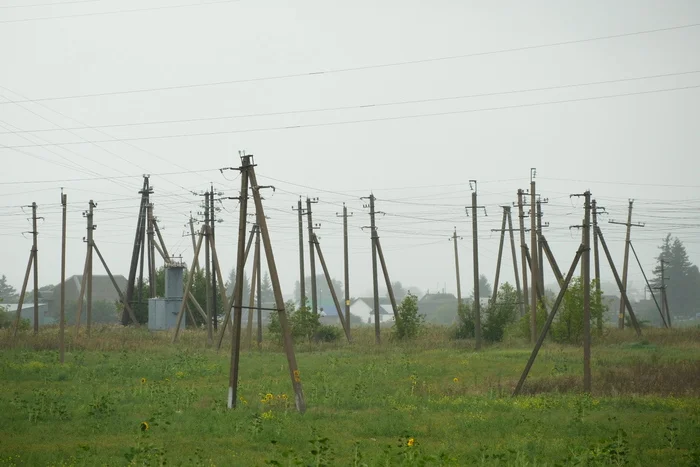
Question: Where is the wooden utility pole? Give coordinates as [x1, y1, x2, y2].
[469, 181, 485, 351]
[124, 176, 151, 325]
[506, 207, 524, 316]
[210, 187, 219, 331]
[85, 200, 95, 336]
[609, 200, 644, 329]
[214, 225, 256, 350]
[306, 197, 320, 314]
[517, 189, 530, 316]
[172, 227, 205, 343]
[13, 252, 34, 337]
[362, 194, 381, 344]
[582, 192, 592, 392]
[59, 192, 67, 363]
[595, 225, 642, 336]
[491, 212, 506, 305]
[658, 259, 671, 327]
[246, 227, 259, 350]
[375, 237, 399, 321]
[246, 156, 306, 413]
[451, 228, 463, 313]
[513, 245, 585, 396]
[188, 214, 200, 274]
[312, 233, 352, 341]
[629, 242, 667, 327]
[204, 190, 213, 344]
[255, 225, 263, 346]
[536, 197, 548, 294]
[592, 200, 602, 332]
[147, 203, 156, 298]
[30, 202, 39, 334]
[229, 157, 250, 409]
[337, 204, 352, 332]
[293, 199, 306, 307]
[529, 170, 539, 345]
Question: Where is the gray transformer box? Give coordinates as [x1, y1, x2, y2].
[148, 298, 181, 331]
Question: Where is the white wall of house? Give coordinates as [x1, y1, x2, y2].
[349, 301, 393, 324]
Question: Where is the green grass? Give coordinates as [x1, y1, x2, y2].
[0, 326, 699, 466]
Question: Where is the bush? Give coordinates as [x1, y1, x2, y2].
[454, 301, 476, 339]
[268, 300, 322, 343]
[392, 293, 424, 340]
[0, 310, 29, 331]
[483, 283, 520, 342]
[314, 325, 341, 343]
[550, 277, 606, 344]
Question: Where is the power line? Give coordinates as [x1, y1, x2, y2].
[0, 168, 220, 186]
[0, 0, 241, 24]
[3, 84, 698, 147]
[0, 0, 104, 9]
[2, 23, 698, 102]
[4, 69, 697, 134]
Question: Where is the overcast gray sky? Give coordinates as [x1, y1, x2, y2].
[1, 0, 699, 302]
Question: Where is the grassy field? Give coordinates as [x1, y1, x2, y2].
[1, 326, 700, 466]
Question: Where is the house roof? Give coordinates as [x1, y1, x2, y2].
[350, 297, 393, 315]
[51, 275, 127, 301]
[419, 292, 457, 302]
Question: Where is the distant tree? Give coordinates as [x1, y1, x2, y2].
[388, 281, 407, 301]
[293, 275, 343, 307]
[652, 235, 700, 318]
[0, 275, 17, 301]
[478, 274, 492, 299]
[226, 268, 251, 304]
[261, 272, 274, 306]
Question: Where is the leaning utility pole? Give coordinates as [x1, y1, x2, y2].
[592, 200, 605, 331]
[255, 225, 263, 346]
[506, 207, 524, 316]
[124, 176, 152, 325]
[293, 199, 306, 307]
[491, 212, 506, 305]
[306, 197, 320, 314]
[468, 180, 486, 351]
[516, 189, 530, 316]
[658, 259, 672, 327]
[535, 196, 549, 294]
[337, 204, 353, 331]
[12, 203, 42, 337]
[609, 200, 644, 329]
[451, 228, 463, 314]
[210, 186, 219, 331]
[60, 192, 67, 363]
[529, 170, 539, 345]
[362, 193, 381, 344]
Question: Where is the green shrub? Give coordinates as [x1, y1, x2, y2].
[483, 283, 520, 342]
[0, 310, 30, 331]
[268, 300, 322, 343]
[314, 324, 341, 343]
[392, 293, 424, 340]
[550, 277, 606, 344]
[454, 301, 476, 339]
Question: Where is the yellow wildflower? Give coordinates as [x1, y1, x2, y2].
[140, 421, 150, 431]
[453, 377, 459, 383]
[140, 377, 147, 384]
[407, 438, 415, 447]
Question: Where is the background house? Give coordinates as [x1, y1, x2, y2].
[46, 274, 128, 324]
[349, 297, 394, 325]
